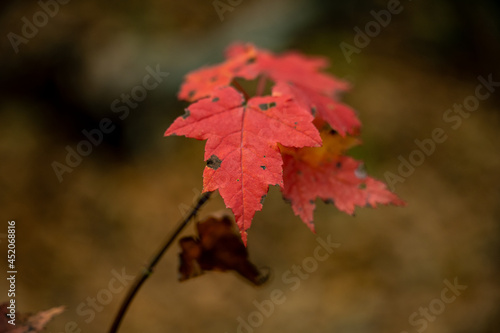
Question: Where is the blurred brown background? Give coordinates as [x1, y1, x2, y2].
[0, 0, 499, 332]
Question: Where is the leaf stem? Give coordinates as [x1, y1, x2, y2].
[108, 191, 213, 333]
[232, 80, 250, 100]
[256, 75, 267, 96]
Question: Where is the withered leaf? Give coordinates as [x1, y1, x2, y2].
[0, 303, 64, 333]
[178, 215, 269, 285]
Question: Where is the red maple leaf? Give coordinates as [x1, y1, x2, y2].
[166, 43, 404, 244]
[178, 45, 258, 102]
[225, 43, 350, 95]
[165, 86, 321, 244]
[179, 43, 359, 135]
[272, 81, 360, 136]
[225, 43, 359, 135]
[281, 131, 406, 231]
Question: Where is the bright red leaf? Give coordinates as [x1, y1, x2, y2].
[273, 81, 360, 136]
[179, 42, 359, 135]
[167, 43, 404, 244]
[281, 131, 406, 231]
[225, 43, 359, 135]
[165, 86, 321, 244]
[178, 45, 257, 102]
[225, 43, 350, 94]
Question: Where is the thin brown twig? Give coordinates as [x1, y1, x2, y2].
[108, 191, 213, 333]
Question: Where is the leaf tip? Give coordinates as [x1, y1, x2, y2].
[241, 230, 248, 247]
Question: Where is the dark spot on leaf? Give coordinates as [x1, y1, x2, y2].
[358, 183, 367, 190]
[260, 165, 266, 170]
[263, 155, 266, 158]
[311, 106, 317, 116]
[206, 155, 222, 170]
[336, 162, 342, 168]
[323, 198, 334, 204]
[182, 109, 190, 119]
[260, 194, 266, 205]
[294, 122, 298, 125]
[246, 57, 256, 64]
[259, 102, 276, 111]
[309, 200, 315, 204]
[330, 129, 337, 135]
[259, 103, 269, 111]
[212, 97, 220, 102]
[188, 90, 196, 98]
[297, 170, 302, 175]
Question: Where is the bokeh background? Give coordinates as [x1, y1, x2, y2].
[1, 0, 499, 332]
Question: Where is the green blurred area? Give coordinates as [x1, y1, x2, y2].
[0, 0, 499, 332]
